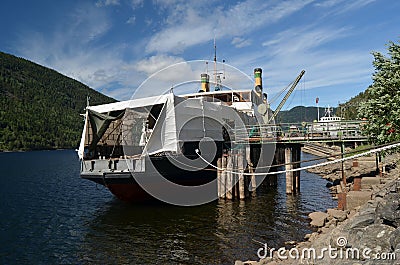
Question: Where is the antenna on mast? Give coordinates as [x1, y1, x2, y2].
[213, 32, 217, 88]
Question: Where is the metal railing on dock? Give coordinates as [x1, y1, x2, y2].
[230, 121, 368, 144]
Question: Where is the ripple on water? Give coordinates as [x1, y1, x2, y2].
[0, 150, 335, 264]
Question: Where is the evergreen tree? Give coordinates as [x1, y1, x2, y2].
[0, 51, 115, 151]
[358, 40, 400, 145]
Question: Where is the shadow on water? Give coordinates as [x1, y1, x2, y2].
[78, 152, 335, 265]
[0, 150, 335, 265]
[78, 195, 282, 264]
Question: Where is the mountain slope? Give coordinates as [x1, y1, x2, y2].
[276, 106, 337, 123]
[336, 90, 370, 120]
[0, 51, 116, 151]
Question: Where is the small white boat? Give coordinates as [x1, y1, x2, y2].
[307, 107, 362, 138]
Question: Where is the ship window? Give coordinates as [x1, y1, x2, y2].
[212, 93, 232, 104]
[240, 92, 250, 102]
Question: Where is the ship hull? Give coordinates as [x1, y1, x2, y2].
[81, 154, 218, 202]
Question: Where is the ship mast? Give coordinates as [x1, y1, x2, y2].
[212, 35, 224, 91]
[213, 35, 217, 89]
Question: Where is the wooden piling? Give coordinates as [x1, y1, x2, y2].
[341, 142, 346, 186]
[245, 175, 250, 198]
[249, 165, 256, 196]
[379, 162, 384, 178]
[338, 192, 347, 210]
[222, 155, 227, 199]
[296, 149, 301, 192]
[226, 151, 233, 200]
[233, 151, 238, 199]
[217, 157, 222, 198]
[238, 149, 245, 200]
[246, 145, 256, 195]
[285, 147, 293, 194]
[292, 146, 301, 193]
[291, 147, 295, 193]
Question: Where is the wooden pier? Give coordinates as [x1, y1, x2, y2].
[282, 143, 302, 194]
[216, 122, 368, 200]
[217, 147, 263, 200]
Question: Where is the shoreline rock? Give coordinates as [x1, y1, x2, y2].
[237, 147, 400, 265]
[309, 211, 329, 227]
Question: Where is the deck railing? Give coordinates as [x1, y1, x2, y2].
[232, 120, 368, 144]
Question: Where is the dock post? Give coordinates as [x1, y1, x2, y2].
[291, 148, 296, 194]
[250, 166, 256, 196]
[234, 150, 238, 200]
[217, 157, 222, 198]
[233, 150, 239, 199]
[238, 149, 245, 200]
[341, 141, 346, 186]
[222, 154, 227, 199]
[297, 148, 301, 192]
[245, 175, 250, 198]
[226, 151, 233, 200]
[293, 145, 301, 193]
[285, 147, 293, 194]
[246, 146, 256, 196]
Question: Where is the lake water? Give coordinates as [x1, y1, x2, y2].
[0, 150, 335, 264]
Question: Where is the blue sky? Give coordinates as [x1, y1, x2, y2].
[0, 0, 399, 109]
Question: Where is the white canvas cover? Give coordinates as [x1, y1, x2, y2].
[143, 94, 179, 155]
[87, 94, 170, 113]
[79, 92, 252, 159]
[175, 97, 225, 142]
[143, 94, 246, 155]
[77, 111, 88, 159]
[78, 94, 171, 159]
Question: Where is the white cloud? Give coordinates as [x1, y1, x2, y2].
[146, 0, 315, 54]
[262, 26, 350, 55]
[144, 0, 377, 56]
[13, 3, 141, 100]
[96, 0, 120, 7]
[231, 37, 252, 48]
[314, 0, 345, 8]
[135, 54, 185, 75]
[130, 0, 144, 9]
[314, 0, 376, 15]
[126, 16, 136, 25]
[133, 58, 199, 98]
[69, 4, 111, 42]
[337, 0, 376, 14]
[9, 0, 381, 105]
[146, 24, 212, 54]
[131, 59, 254, 98]
[227, 23, 373, 106]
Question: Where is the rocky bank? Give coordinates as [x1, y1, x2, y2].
[236, 147, 400, 265]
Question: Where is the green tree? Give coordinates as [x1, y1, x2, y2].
[337, 90, 370, 120]
[358, 40, 400, 145]
[0, 51, 115, 151]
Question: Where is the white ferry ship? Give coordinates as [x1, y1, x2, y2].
[77, 64, 275, 202]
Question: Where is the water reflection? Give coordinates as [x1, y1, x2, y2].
[79, 200, 220, 264]
[79, 179, 324, 264]
[1, 150, 335, 265]
[76, 152, 335, 265]
[78, 186, 282, 264]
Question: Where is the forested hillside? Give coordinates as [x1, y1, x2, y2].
[0, 52, 115, 151]
[336, 90, 370, 120]
[276, 106, 335, 123]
